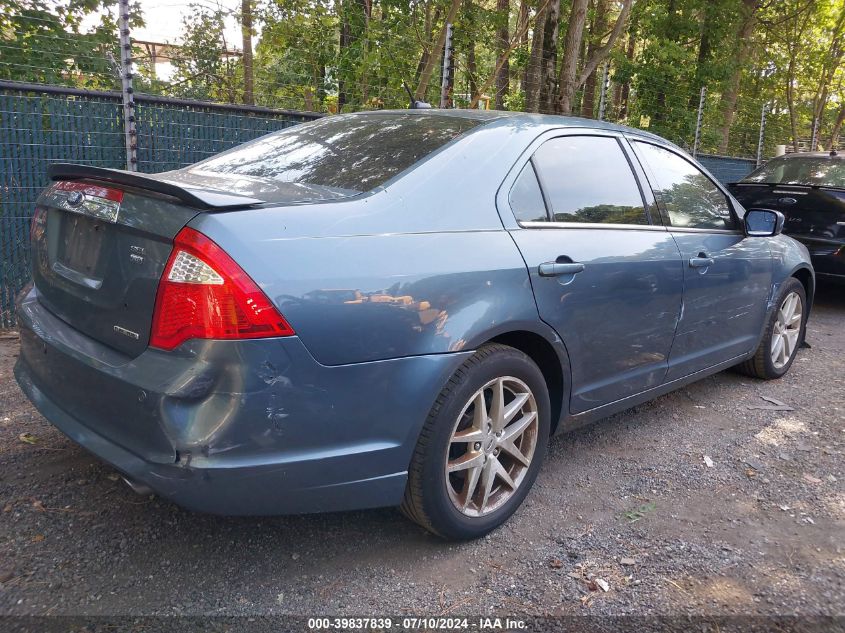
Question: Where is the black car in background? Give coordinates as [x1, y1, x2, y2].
[729, 150, 845, 284]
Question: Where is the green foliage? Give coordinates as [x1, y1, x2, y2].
[168, 4, 241, 102]
[2, 0, 844, 156]
[0, 0, 141, 89]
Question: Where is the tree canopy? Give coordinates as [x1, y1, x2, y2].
[2, 0, 844, 157]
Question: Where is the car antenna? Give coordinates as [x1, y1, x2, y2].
[403, 81, 432, 110]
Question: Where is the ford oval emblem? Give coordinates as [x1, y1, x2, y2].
[778, 197, 797, 205]
[66, 191, 84, 206]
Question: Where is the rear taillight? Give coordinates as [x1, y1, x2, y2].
[150, 227, 294, 350]
[30, 207, 47, 242]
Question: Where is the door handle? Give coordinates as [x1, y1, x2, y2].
[689, 253, 715, 268]
[538, 261, 585, 277]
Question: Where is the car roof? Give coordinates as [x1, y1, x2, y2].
[343, 109, 671, 145]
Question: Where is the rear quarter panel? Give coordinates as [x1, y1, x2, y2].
[190, 122, 551, 365]
[768, 234, 815, 308]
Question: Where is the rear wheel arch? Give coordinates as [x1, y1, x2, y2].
[487, 330, 568, 435]
[791, 266, 814, 311]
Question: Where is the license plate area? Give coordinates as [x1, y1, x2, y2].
[56, 213, 106, 281]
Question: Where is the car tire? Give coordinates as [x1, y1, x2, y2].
[736, 277, 807, 380]
[401, 343, 550, 540]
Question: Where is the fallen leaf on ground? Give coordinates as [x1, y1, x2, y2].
[31, 534, 44, 543]
[595, 578, 610, 592]
[18, 433, 37, 445]
[803, 473, 822, 484]
[549, 558, 563, 569]
[620, 557, 636, 566]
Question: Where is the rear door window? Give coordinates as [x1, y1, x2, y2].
[509, 162, 549, 222]
[632, 141, 738, 231]
[529, 135, 649, 225]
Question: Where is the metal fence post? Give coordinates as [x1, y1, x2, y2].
[756, 103, 768, 167]
[439, 23, 454, 109]
[692, 86, 706, 158]
[597, 63, 610, 121]
[119, 0, 137, 171]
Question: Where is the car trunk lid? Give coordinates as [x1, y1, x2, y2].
[32, 165, 289, 358]
[33, 183, 198, 357]
[34, 163, 359, 358]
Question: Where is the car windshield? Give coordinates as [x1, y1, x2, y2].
[192, 113, 482, 194]
[742, 155, 845, 188]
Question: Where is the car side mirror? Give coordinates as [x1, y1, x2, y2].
[744, 208, 785, 237]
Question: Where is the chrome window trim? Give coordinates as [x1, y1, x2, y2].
[667, 226, 743, 235]
[519, 221, 668, 231]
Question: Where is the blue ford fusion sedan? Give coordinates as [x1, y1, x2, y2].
[16, 110, 813, 539]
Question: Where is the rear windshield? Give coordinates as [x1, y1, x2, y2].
[742, 156, 845, 188]
[192, 113, 481, 194]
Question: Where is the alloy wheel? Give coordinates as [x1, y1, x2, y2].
[445, 376, 539, 517]
[771, 291, 802, 370]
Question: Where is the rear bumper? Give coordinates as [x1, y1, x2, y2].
[14, 288, 469, 515]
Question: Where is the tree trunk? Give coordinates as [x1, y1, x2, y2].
[494, 0, 510, 109]
[557, 0, 589, 115]
[618, 31, 635, 119]
[786, 45, 799, 152]
[539, 0, 561, 114]
[415, 4, 440, 85]
[689, 0, 714, 109]
[814, 5, 845, 123]
[415, 0, 462, 101]
[468, 42, 478, 101]
[652, 0, 678, 124]
[241, 0, 253, 105]
[338, 0, 352, 111]
[517, 1, 530, 44]
[515, 0, 530, 97]
[581, 0, 610, 118]
[524, 2, 548, 112]
[716, 0, 759, 154]
[828, 103, 845, 150]
[569, 0, 631, 112]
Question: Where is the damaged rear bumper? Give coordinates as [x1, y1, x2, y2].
[14, 288, 470, 515]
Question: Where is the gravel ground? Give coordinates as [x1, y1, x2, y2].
[0, 284, 842, 619]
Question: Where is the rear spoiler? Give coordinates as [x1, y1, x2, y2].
[48, 163, 263, 210]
